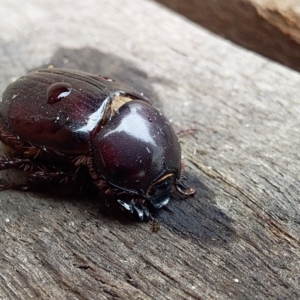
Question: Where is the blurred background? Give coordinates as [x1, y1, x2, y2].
[155, 0, 300, 72]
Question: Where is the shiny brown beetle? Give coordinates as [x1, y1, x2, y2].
[0, 68, 195, 221]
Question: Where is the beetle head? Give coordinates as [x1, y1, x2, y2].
[92, 100, 181, 210]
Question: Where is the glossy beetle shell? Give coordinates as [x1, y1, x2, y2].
[0, 68, 194, 220]
[0, 69, 146, 154]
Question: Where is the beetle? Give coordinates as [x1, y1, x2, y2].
[0, 68, 195, 221]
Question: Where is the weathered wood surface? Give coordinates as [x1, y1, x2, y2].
[156, 0, 300, 72]
[0, 0, 300, 299]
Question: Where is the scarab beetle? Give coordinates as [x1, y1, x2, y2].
[0, 68, 195, 221]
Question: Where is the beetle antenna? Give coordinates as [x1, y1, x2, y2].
[175, 179, 195, 196]
[177, 128, 198, 137]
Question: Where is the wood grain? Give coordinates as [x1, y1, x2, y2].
[156, 0, 300, 72]
[0, 0, 299, 299]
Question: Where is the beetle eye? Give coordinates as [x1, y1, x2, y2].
[147, 175, 174, 209]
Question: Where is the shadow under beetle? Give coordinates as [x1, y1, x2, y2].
[0, 68, 195, 221]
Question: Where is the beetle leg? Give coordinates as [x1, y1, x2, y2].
[0, 183, 33, 191]
[0, 156, 33, 190]
[117, 199, 152, 222]
[117, 199, 134, 214]
[117, 198, 157, 227]
[175, 178, 196, 196]
[0, 169, 75, 191]
[0, 154, 67, 177]
[27, 171, 69, 184]
[132, 205, 146, 221]
[0, 153, 76, 189]
[0, 156, 36, 172]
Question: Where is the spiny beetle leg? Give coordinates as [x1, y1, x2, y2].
[0, 156, 36, 172]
